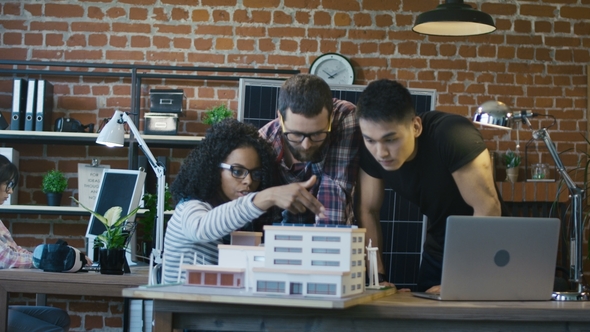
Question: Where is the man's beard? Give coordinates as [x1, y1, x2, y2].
[285, 139, 328, 163]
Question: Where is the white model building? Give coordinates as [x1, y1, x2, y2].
[183, 224, 366, 298]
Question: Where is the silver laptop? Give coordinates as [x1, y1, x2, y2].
[413, 215, 560, 301]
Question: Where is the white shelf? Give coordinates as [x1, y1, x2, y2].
[0, 205, 174, 217]
[0, 130, 204, 148]
[0, 205, 87, 215]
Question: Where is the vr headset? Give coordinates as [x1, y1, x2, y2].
[54, 117, 95, 133]
[32, 240, 88, 273]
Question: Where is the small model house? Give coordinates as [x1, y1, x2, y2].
[183, 224, 366, 298]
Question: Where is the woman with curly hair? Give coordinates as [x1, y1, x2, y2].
[162, 119, 325, 284]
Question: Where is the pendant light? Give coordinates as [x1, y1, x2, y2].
[413, 0, 496, 37]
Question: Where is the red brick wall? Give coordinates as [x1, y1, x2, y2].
[0, 1, 589, 330]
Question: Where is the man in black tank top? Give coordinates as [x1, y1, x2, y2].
[355, 79, 508, 293]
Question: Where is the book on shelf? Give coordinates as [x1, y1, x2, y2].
[35, 80, 54, 131]
[10, 78, 27, 131]
[24, 79, 37, 131]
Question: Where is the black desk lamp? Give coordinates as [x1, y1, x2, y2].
[473, 101, 589, 301]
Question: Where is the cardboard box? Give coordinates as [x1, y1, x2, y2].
[0, 148, 19, 205]
[149, 89, 184, 114]
[144, 113, 178, 135]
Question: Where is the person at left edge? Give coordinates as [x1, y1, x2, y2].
[0, 154, 71, 332]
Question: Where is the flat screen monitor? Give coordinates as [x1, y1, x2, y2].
[84, 169, 146, 262]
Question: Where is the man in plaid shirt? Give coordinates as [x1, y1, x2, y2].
[259, 74, 361, 225]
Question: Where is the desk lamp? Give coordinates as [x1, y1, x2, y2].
[97, 110, 166, 285]
[473, 101, 589, 301]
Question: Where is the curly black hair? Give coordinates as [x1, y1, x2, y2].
[171, 118, 276, 207]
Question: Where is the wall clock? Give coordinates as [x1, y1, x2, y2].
[309, 53, 355, 85]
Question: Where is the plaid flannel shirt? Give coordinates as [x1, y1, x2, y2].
[259, 99, 361, 225]
[0, 221, 32, 269]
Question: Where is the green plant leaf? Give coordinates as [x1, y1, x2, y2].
[42, 170, 68, 194]
[138, 185, 173, 243]
[71, 196, 140, 250]
[203, 104, 234, 125]
[502, 149, 521, 168]
[114, 205, 141, 229]
[71, 196, 109, 227]
[104, 206, 122, 227]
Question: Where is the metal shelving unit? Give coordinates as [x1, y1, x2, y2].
[0, 59, 298, 142]
[0, 60, 299, 214]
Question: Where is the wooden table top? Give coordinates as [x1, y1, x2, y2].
[124, 284, 590, 323]
[124, 284, 397, 309]
[0, 266, 148, 297]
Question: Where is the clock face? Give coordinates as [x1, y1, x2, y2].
[310, 53, 355, 85]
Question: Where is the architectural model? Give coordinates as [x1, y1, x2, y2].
[182, 224, 366, 298]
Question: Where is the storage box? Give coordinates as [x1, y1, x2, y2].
[149, 89, 184, 113]
[144, 113, 178, 135]
[0, 148, 18, 205]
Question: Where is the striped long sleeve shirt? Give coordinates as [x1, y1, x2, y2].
[162, 192, 264, 284]
[0, 220, 32, 269]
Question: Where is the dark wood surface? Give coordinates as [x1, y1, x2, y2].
[0, 267, 148, 332]
[124, 286, 590, 332]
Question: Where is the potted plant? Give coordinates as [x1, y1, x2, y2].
[42, 170, 68, 206]
[138, 185, 174, 260]
[72, 197, 140, 275]
[202, 104, 234, 125]
[503, 149, 521, 183]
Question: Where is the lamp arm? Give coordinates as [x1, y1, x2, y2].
[121, 112, 166, 285]
[120, 113, 162, 175]
[534, 128, 585, 289]
[534, 128, 577, 190]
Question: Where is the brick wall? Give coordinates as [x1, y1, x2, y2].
[10, 293, 124, 331]
[0, 1, 589, 330]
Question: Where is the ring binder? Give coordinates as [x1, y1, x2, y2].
[24, 79, 37, 131]
[35, 80, 54, 131]
[10, 78, 27, 131]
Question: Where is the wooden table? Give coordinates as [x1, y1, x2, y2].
[0, 267, 148, 332]
[124, 285, 590, 332]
